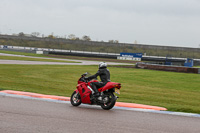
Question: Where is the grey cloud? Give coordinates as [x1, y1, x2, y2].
[0, 0, 200, 47]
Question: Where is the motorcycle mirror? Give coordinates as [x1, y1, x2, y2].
[82, 72, 88, 77]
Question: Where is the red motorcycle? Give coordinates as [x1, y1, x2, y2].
[70, 72, 121, 110]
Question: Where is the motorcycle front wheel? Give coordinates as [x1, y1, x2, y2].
[100, 92, 116, 110]
[70, 91, 81, 106]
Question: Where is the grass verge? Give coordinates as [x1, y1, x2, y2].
[0, 64, 199, 113]
[0, 50, 48, 57]
[0, 56, 79, 63]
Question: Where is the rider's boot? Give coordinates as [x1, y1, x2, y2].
[92, 86, 100, 97]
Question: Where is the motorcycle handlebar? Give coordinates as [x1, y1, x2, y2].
[79, 76, 89, 83]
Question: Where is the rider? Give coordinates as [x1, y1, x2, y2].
[85, 62, 110, 97]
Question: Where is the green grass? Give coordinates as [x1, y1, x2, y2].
[0, 50, 48, 57]
[0, 50, 79, 63]
[1, 38, 200, 58]
[0, 56, 78, 63]
[0, 64, 200, 114]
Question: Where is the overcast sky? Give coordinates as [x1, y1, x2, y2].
[0, 0, 200, 48]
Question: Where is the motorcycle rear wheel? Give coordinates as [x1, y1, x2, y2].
[100, 92, 116, 110]
[70, 91, 81, 106]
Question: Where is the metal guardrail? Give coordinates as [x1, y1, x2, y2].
[136, 62, 200, 74]
[1, 45, 200, 64]
[0, 45, 120, 56]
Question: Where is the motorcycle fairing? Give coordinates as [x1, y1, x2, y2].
[76, 82, 92, 104]
[98, 82, 120, 92]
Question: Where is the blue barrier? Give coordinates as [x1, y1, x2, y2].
[120, 53, 143, 58]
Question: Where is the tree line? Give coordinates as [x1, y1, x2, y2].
[1, 33, 200, 59]
[16, 32, 119, 43]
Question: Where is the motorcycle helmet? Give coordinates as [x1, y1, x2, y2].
[99, 62, 107, 68]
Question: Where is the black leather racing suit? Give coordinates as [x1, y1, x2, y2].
[87, 67, 110, 95]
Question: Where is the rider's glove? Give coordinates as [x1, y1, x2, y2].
[84, 77, 89, 80]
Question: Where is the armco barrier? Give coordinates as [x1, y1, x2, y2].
[1, 44, 200, 65]
[48, 51, 118, 59]
[136, 63, 200, 74]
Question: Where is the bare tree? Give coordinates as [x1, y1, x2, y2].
[47, 34, 55, 39]
[31, 32, 40, 37]
[82, 35, 91, 41]
[68, 34, 76, 40]
[18, 32, 25, 36]
[108, 40, 119, 43]
[108, 40, 114, 43]
[115, 40, 119, 43]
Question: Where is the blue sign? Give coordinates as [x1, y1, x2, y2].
[120, 53, 143, 58]
[184, 58, 193, 67]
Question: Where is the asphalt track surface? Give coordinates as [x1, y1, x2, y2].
[1, 53, 200, 133]
[1, 95, 200, 133]
[0, 53, 131, 65]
